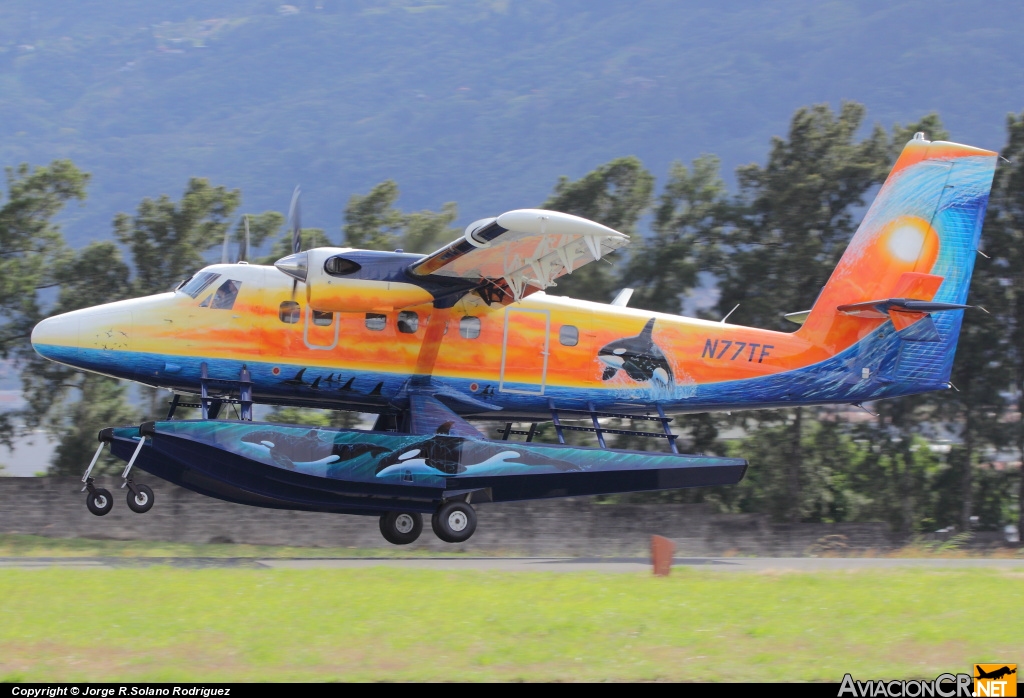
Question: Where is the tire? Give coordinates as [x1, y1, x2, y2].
[431, 501, 477, 543]
[86, 488, 114, 517]
[379, 512, 423, 545]
[430, 510, 452, 543]
[126, 484, 154, 514]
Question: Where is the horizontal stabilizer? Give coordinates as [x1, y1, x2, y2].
[837, 297, 969, 343]
[837, 298, 972, 318]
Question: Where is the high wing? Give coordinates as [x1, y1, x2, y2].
[408, 209, 629, 302]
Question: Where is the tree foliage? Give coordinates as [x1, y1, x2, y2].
[541, 156, 654, 302]
[114, 178, 241, 295]
[343, 180, 459, 254]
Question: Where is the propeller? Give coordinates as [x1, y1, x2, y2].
[222, 215, 252, 264]
[274, 186, 309, 300]
[220, 224, 231, 264]
[238, 215, 250, 263]
[288, 186, 301, 299]
[288, 186, 302, 255]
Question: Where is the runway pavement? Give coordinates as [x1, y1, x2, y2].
[2, 556, 1024, 572]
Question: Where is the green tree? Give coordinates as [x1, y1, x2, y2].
[978, 110, 1024, 537]
[114, 178, 241, 295]
[625, 154, 726, 315]
[541, 156, 654, 302]
[343, 180, 404, 250]
[712, 102, 890, 520]
[0, 161, 88, 446]
[342, 180, 459, 254]
[228, 211, 286, 262]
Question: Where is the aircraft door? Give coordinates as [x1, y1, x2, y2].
[499, 308, 550, 395]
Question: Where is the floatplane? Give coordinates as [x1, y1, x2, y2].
[31, 135, 997, 544]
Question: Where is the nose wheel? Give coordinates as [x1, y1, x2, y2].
[126, 482, 155, 513]
[379, 512, 423, 545]
[431, 500, 477, 543]
[85, 486, 113, 516]
[80, 436, 155, 516]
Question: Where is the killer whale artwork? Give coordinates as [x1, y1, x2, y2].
[598, 318, 674, 386]
[240, 428, 389, 469]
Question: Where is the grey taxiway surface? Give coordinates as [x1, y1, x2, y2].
[3, 556, 1024, 572]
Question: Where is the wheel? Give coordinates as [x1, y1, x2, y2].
[431, 501, 477, 543]
[126, 484, 154, 513]
[430, 510, 452, 543]
[86, 488, 113, 517]
[379, 512, 423, 545]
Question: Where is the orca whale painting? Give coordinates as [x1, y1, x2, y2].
[240, 428, 389, 470]
[598, 318, 674, 387]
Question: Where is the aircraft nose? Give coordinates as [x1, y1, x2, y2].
[31, 313, 79, 361]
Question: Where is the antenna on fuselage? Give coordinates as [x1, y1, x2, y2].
[721, 303, 740, 324]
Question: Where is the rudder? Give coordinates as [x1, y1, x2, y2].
[796, 134, 997, 389]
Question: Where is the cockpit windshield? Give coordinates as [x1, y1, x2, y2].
[180, 272, 220, 298]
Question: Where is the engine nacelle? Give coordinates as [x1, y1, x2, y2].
[302, 248, 435, 313]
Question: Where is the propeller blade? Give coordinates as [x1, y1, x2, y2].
[288, 186, 302, 255]
[220, 225, 230, 264]
[237, 215, 250, 263]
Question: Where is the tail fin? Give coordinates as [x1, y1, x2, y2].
[796, 135, 997, 388]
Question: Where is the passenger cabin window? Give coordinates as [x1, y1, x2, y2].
[459, 316, 481, 339]
[279, 301, 301, 324]
[180, 272, 220, 298]
[365, 313, 386, 331]
[559, 325, 579, 347]
[312, 310, 334, 327]
[210, 280, 242, 310]
[397, 311, 418, 334]
[324, 256, 362, 276]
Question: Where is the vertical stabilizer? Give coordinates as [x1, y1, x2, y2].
[796, 135, 997, 389]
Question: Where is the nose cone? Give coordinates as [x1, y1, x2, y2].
[275, 251, 308, 283]
[31, 313, 79, 362]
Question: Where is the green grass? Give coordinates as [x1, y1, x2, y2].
[1, 567, 1021, 682]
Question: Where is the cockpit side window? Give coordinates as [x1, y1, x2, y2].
[210, 279, 242, 310]
[180, 272, 220, 299]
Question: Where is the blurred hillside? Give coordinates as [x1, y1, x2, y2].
[1, 0, 1021, 246]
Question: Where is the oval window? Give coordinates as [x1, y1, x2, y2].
[312, 310, 334, 327]
[324, 257, 362, 276]
[559, 325, 579, 347]
[459, 316, 481, 339]
[397, 311, 418, 334]
[365, 313, 386, 331]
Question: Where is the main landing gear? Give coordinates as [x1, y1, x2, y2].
[378, 500, 478, 545]
[81, 433, 155, 516]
